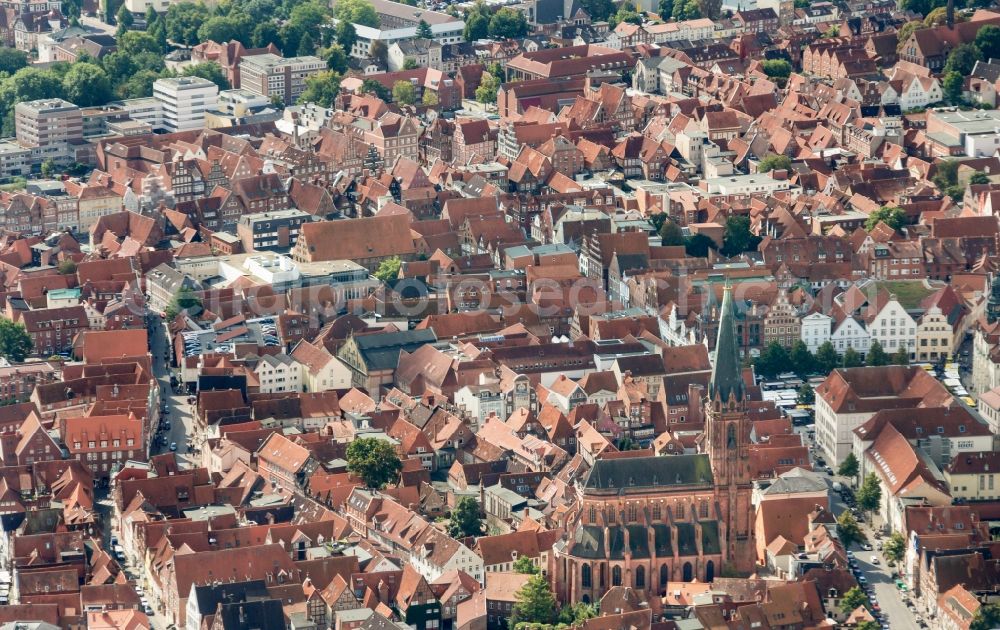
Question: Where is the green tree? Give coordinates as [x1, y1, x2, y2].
[513, 555, 538, 574]
[117, 31, 161, 57]
[475, 72, 499, 104]
[559, 602, 598, 625]
[971, 603, 1000, 630]
[11, 67, 63, 102]
[672, 0, 700, 20]
[144, 5, 158, 26]
[403, 58, 419, 70]
[370, 39, 388, 66]
[165, 287, 202, 319]
[298, 70, 342, 106]
[62, 63, 112, 107]
[697, 0, 720, 19]
[841, 585, 868, 614]
[838, 452, 859, 478]
[322, 45, 349, 73]
[463, 11, 489, 40]
[755, 341, 791, 379]
[333, 0, 379, 27]
[447, 496, 482, 538]
[865, 340, 888, 366]
[883, 531, 906, 563]
[422, 89, 438, 106]
[0, 48, 28, 75]
[857, 472, 882, 514]
[843, 346, 863, 368]
[374, 256, 402, 282]
[391, 79, 415, 104]
[580, 0, 614, 20]
[166, 2, 211, 45]
[943, 70, 964, 105]
[721, 215, 761, 257]
[976, 24, 1000, 61]
[855, 622, 879, 630]
[335, 20, 357, 52]
[252, 21, 283, 49]
[297, 31, 316, 56]
[416, 18, 432, 39]
[116, 69, 161, 99]
[970, 171, 992, 185]
[684, 233, 716, 257]
[864, 205, 906, 232]
[115, 4, 133, 36]
[760, 59, 792, 84]
[797, 383, 815, 405]
[488, 7, 528, 38]
[891, 346, 910, 366]
[659, 219, 684, 246]
[0, 319, 32, 362]
[284, 1, 330, 53]
[933, 159, 960, 189]
[945, 43, 982, 76]
[197, 14, 252, 45]
[814, 341, 840, 374]
[657, 0, 672, 19]
[182, 62, 230, 90]
[836, 510, 863, 548]
[757, 153, 791, 173]
[789, 340, 815, 377]
[57, 259, 77, 275]
[346, 436, 402, 489]
[510, 574, 558, 627]
[360, 78, 390, 100]
[40, 158, 57, 179]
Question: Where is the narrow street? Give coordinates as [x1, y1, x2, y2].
[807, 437, 922, 629]
[99, 315, 199, 630]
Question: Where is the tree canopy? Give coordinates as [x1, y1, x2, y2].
[857, 472, 882, 513]
[299, 70, 342, 107]
[883, 531, 906, 562]
[392, 80, 416, 105]
[416, 18, 433, 39]
[334, 0, 379, 27]
[836, 510, 863, 548]
[510, 574, 559, 627]
[865, 340, 888, 366]
[62, 63, 112, 107]
[0, 319, 32, 362]
[447, 496, 482, 538]
[165, 287, 203, 320]
[838, 452, 859, 478]
[346, 437, 402, 489]
[181, 62, 230, 90]
[976, 24, 1000, 61]
[865, 206, 906, 232]
[374, 256, 402, 282]
[757, 153, 791, 173]
[721, 215, 761, 257]
[840, 586, 868, 615]
[488, 7, 528, 38]
[166, 2, 212, 45]
[475, 72, 500, 104]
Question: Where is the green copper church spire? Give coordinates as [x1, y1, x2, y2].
[710, 281, 746, 403]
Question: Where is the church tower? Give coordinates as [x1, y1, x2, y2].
[988, 273, 1000, 324]
[704, 283, 755, 572]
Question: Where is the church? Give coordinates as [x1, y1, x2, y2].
[553, 284, 756, 603]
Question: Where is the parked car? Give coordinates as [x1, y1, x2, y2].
[169, 442, 177, 451]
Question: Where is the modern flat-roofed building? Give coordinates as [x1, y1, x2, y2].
[334, 0, 464, 59]
[15, 98, 83, 165]
[239, 54, 325, 106]
[153, 76, 219, 133]
[237, 208, 314, 253]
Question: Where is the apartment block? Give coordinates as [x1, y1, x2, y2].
[14, 98, 83, 165]
[239, 54, 325, 106]
[153, 77, 219, 133]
